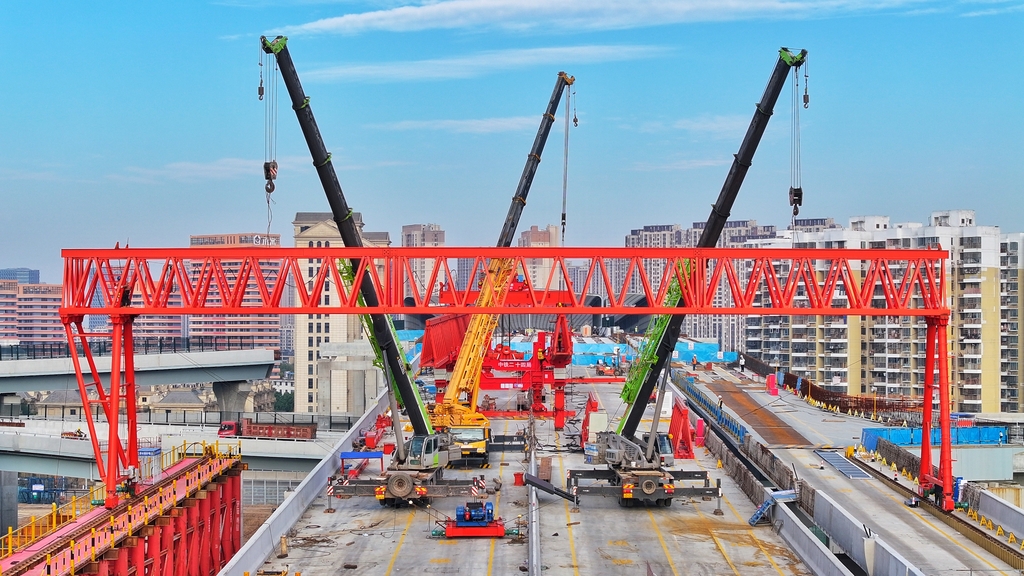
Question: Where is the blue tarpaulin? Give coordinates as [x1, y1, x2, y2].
[861, 426, 1009, 451]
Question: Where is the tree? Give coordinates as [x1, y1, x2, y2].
[274, 391, 294, 412]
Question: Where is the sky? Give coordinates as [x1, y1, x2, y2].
[1, 1, 1022, 283]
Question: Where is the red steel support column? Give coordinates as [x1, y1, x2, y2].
[229, 473, 242, 556]
[187, 503, 200, 576]
[173, 510, 188, 576]
[114, 546, 128, 576]
[936, 315, 954, 511]
[106, 316, 125, 508]
[198, 494, 211, 576]
[210, 482, 223, 570]
[159, 516, 174, 576]
[130, 537, 145, 576]
[97, 557, 111, 576]
[123, 319, 139, 470]
[918, 320, 936, 494]
[146, 524, 162, 576]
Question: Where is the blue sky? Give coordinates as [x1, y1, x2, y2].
[2, 1, 1022, 282]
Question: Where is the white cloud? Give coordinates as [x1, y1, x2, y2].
[370, 116, 539, 133]
[280, 0, 929, 35]
[961, 2, 1024, 15]
[631, 157, 731, 171]
[304, 45, 668, 82]
[634, 115, 749, 138]
[109, 158, 261, 185]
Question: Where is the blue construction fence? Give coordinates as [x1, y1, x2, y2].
[672, 341, 738, 365]
[861, 426, 1009, 451]
[679, 376, 747, 444]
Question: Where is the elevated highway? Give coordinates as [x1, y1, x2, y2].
[0, 349, 275, 394]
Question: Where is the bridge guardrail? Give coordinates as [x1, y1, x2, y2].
[678, 376, 747, 444]
[0, 336, 259, 361]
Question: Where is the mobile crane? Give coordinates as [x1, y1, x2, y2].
[567, 48, 808, 508]
[430, 72, 575, 459]
[263, 36, 468, 506]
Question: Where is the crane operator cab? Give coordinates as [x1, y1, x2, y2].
[641, 432, 675, 467]
[399, 434, 456, 470]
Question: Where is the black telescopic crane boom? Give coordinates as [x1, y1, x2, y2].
[619, 47, 807, 440]
[497, 72, 574, 248]
[261, 35, 431, 435]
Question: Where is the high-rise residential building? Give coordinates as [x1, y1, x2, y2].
[292, 212, 391, 414]
[16, 284, 63, 342]
[681, 219, 777, 248]
[745, 210, 1021, 414]
[187, 233, 282, 350]
[0, 281, 18, 345]
[0, 268, 40, 284]
[401, 224, 445, 298]
[518, 225, 560, 287]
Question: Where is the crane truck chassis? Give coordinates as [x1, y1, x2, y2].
[566, 431, 719, 507]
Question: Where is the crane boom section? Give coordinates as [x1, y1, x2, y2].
[617, 48, 807, 441]
[262, 35, 433, 436]
[431, 72, 574, 430]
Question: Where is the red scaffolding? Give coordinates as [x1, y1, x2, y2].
[59, 245, 956, 509]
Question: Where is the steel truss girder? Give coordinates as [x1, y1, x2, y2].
[60, 246, 948, 317]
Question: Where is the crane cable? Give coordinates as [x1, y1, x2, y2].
[788, 60, 807, 220]
[560, 83, 577, 246]
[260, 47, 279, 237]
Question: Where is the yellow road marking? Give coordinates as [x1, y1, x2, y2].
[556, 429, 581, 576]
[708, 530, 742, 576]
[383, 509, 416, 576]
[645, 509, 682, 576]
[487, 420, 509, 576]
[862, 478, 1008, 575]
[693, 458, 785, 575]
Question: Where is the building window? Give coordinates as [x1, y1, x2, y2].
[325, 241, 329, 247]
[316, 337, 321, 345]
[70, 408, 77, 416]
[308, 267, 314, 278]
[316, 323, 321, 333]
[324, 323, 329, 332]
[324, 294, 330, 305]
[317, 241, 322, 247]
[308, 350, 313, 361]
[307, 364, 313, 375]
[308, 378, 314, 389]
[308, 337, 314, 347]
[323, 336, 329, 342]
[308, 393, 314, 403]
[308, 322, 314, 333]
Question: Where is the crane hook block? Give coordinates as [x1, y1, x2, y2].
[263, 161, 278, 181]
[265, 180, 275, 194]
[803, 93, 810, 109]
[788, 186, 803, 207]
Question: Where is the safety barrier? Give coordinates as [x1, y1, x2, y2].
[862, 426, 1008, 449]
[742, 436, 795, 490]
[874, 438, 936, 480]
[679, 377, 747, 443]
[218, 391, 391, 576]
[813, 491, 925, 576]
[1, 441, 241, 575]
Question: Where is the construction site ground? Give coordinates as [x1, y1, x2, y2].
[255, 382, 811, 576]
[697, 367, 1017, 575]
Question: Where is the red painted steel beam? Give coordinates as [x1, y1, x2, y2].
[60, 246, 949, 317]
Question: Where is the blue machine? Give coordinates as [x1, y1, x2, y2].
[455, 501, 495, 527]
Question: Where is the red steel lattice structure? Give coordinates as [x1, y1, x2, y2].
[60, 245, 957, 509]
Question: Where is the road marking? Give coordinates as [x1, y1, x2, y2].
[694, 458, 785, 575]
[556, 430, 581, 576]
[383, 509, 416, 576]
[862, 479, 1009, 575]
[708, 530, 742, 575]
[645, 509, 682, 576]
[487, 420, 509, 576]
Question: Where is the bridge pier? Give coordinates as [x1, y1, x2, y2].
[213, 381, 253, 413]
[0, 470, 16, 535]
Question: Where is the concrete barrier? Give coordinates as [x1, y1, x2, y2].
[813, 491, 925, 576]
[773, 495, 855, 576]
[974, 488, 1024, 540]
[217, 391, 390, 576]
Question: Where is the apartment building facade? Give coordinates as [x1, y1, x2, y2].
[745, 210, 1019, 414]
[187, 233, 282, 350]
[401, 224, 445, 298]
[292, 212, 390, 413]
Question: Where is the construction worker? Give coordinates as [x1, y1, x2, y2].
[738, 355, 745, 373]
[691, 355, 699, 371]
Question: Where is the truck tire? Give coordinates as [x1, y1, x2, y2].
[640, 478, 658, 496]
[387, 473, 414, 499]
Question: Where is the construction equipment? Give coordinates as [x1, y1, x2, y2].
[617, 47, 807, 443]
[430, 72, 574, 446]
[264, 35, 467, 505]
[440, 501, 507, 538]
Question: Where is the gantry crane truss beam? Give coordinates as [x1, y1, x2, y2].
[62, 246, 947, 317]
[60, 243, 957, 509]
